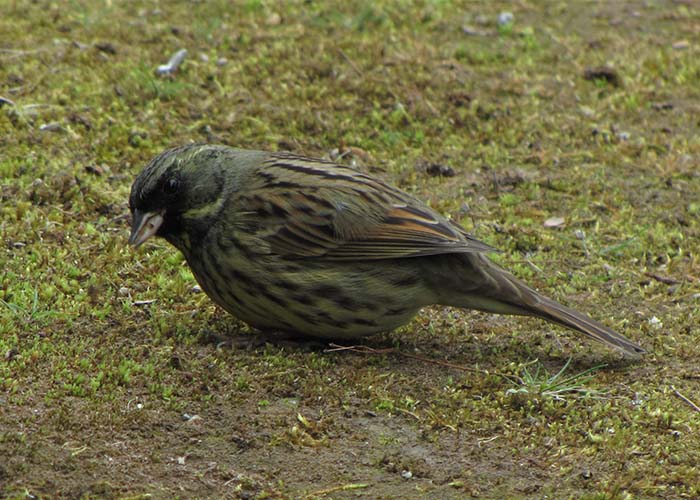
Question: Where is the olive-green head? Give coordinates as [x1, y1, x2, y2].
[128, 144, 234, 250]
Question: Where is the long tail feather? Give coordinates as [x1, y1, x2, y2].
[524, 292, 645, 355]
[442, 254, 646, 355]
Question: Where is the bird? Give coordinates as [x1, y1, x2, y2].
[128, 144, 644, 355]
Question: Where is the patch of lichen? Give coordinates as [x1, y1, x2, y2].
[1, 1, 699, 498]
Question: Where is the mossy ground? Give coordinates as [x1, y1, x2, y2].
[2, 1, 699, 498]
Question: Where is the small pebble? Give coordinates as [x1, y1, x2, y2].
[401, 470, 413, 479]
[39, 122, 63, 132]
[266, 12, 281, 25]
[498, 12, 514, 26]
[543, 216, 565, 228]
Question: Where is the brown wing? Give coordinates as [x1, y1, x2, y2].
[233, 153, 496, 261]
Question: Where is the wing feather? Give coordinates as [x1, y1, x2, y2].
[233, 154, 496, 260]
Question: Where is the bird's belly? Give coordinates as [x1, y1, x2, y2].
[188, 254, 427, 339]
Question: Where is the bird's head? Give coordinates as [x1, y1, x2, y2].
[128, 144, 229, 251]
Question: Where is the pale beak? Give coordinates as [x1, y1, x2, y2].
[129, 209, 164, 248]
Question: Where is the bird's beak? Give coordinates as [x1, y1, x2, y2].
[129, 209, 164, 248]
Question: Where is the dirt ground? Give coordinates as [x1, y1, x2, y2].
[2, 1, 699, 499]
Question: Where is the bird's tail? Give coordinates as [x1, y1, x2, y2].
[437, 254, 645, 355]
[517, 290, 645, 355]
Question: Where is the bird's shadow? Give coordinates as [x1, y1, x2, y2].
[196, 324, 642, 374]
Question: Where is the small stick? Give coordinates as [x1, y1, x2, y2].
[305, 483, 369, 498]
[645, 272, 680, 285]
[338, 49, 363, 77]
[671, 385, 700, 413]
[326, 343, 511, 379]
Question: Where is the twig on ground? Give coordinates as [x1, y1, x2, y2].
[304, 482, 369, 498]
[325, 343, 510, 379]
[671, 385, 700, 413]
[338, 49, 363, 77]
[645, 272, 681, 285]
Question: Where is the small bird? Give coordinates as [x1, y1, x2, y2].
[129, 144, 644, 355]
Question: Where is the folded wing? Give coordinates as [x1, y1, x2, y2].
[234, 154, 496, 261]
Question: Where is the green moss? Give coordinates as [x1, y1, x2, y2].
[1, 0, 699, 498]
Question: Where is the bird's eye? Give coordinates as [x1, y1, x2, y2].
[164, 177, 180, 195]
